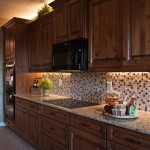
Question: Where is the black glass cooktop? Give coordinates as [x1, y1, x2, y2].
[43, 98, 98, 109]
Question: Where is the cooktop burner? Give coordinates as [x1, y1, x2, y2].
[43, 98, 98, 109]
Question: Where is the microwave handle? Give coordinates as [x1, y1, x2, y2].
[72, 48, 82, 69]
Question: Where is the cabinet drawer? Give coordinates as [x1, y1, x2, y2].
[16, 98, 26, 107]
[40, 116, 68, 146]
[40, 134, 68, 150]
[107, 125, 150, 150]
[40, 105, 69, 123]
[107, 141, 132, 150]
[70, 114, 106, 138]
[26, 101, 39, 113]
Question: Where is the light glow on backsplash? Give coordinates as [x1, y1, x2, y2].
[42, 72, 150, 112]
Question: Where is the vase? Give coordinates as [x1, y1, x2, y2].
[43, 89, 50, 96]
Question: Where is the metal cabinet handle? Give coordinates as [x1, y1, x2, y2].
[126, 138, 141, 145]
[49, 128, 55, 131]
[81, 123, 90, 127]
[50, 112, 55, 116]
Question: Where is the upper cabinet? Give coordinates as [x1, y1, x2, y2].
[88, 0, 123, 71]
[50, 0, 88, 44]
[28, 13, 53, 72]
[123, 0, 150, 71]
[4, 25, 15, 60]
[2, 18, 30, 72]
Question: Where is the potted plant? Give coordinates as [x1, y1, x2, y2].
[37, 3, 53, 19]
[39, 78, 53, 96]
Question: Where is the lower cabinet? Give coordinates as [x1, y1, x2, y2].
[69, 127, 106, 150]
[15, 98, 150, 150]
[40, 105, 69, 150]
[40, 133, 68, 150]
[15, 98, 40, 148]
[15, 105, 28, 136]
[107, 125, 150, 150]
[107, 141, 132, 150]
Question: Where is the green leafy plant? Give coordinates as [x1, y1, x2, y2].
[39, 78, 53, 90]
[37, 3, 53, 19]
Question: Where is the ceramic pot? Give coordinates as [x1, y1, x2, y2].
[43, 89, 50, 96]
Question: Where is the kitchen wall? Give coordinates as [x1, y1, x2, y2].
[43, 72, 150, 112]
[0, 28, 4, 122]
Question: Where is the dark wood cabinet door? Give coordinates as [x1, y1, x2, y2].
[123, 0, 150, 70]
[107, 125, 150, 150]
[40, 134, 68, 150]
[28, 111, 39, 146]
[28, 25, 42, 70]
[89, 0, 123, 71]
[53, 3, 68, 43]
[4, 26, 15, 60]
[15, 105, 28, 136]
[68, 0, 87, 40]
[69, 127, 106, 150]
[41, 19, 53, 70]
[107, 141, 132, 150]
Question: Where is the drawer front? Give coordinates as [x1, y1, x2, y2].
[26, 101, 39, 113]
[107, 125, 150, 150]
[40, 134, 68, 150]
[70, 114, 106, 138]
[107, 141, 132, 150]
[40, 105, 69, 123]
[40, 116, 68, 146]
[16, 98, 26, 107]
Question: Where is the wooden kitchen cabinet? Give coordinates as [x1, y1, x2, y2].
[4, 25, 15, 60]
[107, 125, 150, 150]
[15, 98, 40, 148]
[69, 114, 106, 150]
[50, 0, 87, 44]
[40, 105, 69, 150]
[88, 0, 123, 71]
[15, 105, 28, 136]
[123, 0, 150, 71]
[69, 127, 106, 150]
[28, 13, 53, 72]
[107, 141, 132, 150]
[40, 134, 68, 150]
[40, 116, 68, 146]
[2, 18, 30, 72]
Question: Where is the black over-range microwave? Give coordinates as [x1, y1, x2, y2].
[52, 38, 88, 71]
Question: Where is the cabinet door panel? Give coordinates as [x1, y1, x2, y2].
[89, 0, 122, 69]
[107, 141, 132, 150]
[29, 26, 41, 69]
[107, 125, 150, 150]
[15, 105, 28, 136]
[69, 127, 106, 150]
[41, 20, 53, 69]
[53, 3, 68, 43]
[123, 0, 150, 68]
[28, 111, 39, 146]
[68, 0, 86, 40]
[40, 134, 67, 150]
[4, 26, 15, 60]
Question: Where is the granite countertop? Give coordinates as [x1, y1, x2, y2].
[14, 93, 150, 136]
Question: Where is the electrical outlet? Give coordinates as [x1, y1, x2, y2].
[107, 82, 112, 90]
[58, 79, 62, 86]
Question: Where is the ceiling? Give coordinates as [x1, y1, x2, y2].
[0, 0, 54, 27]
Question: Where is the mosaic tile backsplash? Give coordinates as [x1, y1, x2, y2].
[43, 72, 150, 112]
